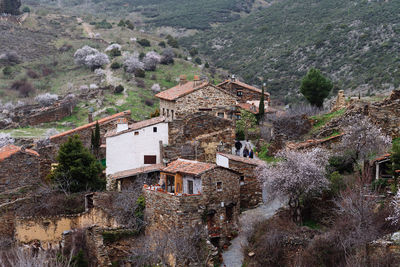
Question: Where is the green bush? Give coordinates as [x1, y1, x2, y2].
[135, 68, 146, 78]
[109, 48, 121, 57]
[189, 47, 198, 57]
[117, 19, 125, 27]
[371, 178, 388, 191]
[114, 84, 124, 94]
[2, 66, 12, 76]
[194, 57, 202, 65]
[96, 19, 112, 29]
[125, 20, 134, 30]
[102, 230, 139, 244]
[22, 6, 30, 13]
[329, 171, 346, 195]
[236, 129, 245, 140]
[327, 153, 355, 175]
[166, 35, 179, 48]
[110, 61, 121, 69]
[137, 39, 151, 47]
[158, 41, 166, 48]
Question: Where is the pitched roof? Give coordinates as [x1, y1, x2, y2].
[217, 80, 270, 96]
[285, 133, 344, 150]
[217, 152, 265, 166]
[111, 164, 164, 180]
[155, 81, 209, 101]
[0, 144, 39, 161]
[375, 153, 391, 162]
[105, 116, 166, 138]
[50, 110, 131, 140]
[162, 159, 216, 176]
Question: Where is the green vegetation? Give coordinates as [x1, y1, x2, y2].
[310, 108, 345, 132]
[236, 110, 257, 140]
[102, 229, 139, 244]
[137, 38, 151, 47]
[392, 140, 400, 174]
[95, 19, 112, 29]
[300, 68, 333, 107]
[50, 135, 106, 193]
[183, 0, 400, 101]
[257, 145, 278, 163]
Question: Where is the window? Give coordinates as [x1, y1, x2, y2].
[199, 108, 212, 111]
[188, 180, 194, 194]
[236, 114, 241, 120]
[171, 110, 174, 119]
[134, 131, 139, 136]
[153, 127, 157, 133]
[167, 109, 170, 117]
[166, 175, 175, 193]
[240, 176, 245, 182]
[217, 112, 224, 118]
[162, 108, 165, 116]
[216, 182, 222, 192]
[144, 155, 156, 164]
[237, 90, 243, 96]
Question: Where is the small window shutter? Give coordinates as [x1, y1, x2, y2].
[144, 155, 157, 164]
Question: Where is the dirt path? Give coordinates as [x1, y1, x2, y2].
[222, 198, 285, 267]
[77, 17, 95, 38]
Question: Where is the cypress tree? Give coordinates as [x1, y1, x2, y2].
[258, 83, 266, 122]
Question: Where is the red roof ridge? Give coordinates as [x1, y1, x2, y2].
[162, 158, 216, 175]
[111, 163, 164, 180]
[50, 110, 131, 140]
[217, 80, 270, 96]
[0, 144, 39, 161]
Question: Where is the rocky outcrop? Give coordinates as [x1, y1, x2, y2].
[0, 0, 21, 15]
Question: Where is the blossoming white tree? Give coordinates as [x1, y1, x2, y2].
[123, 55, 144, 73]
[143, 51, 161, 71]
[0, 133, 15, 148]
[74, 46, 109, 70]
[258, 148, 330, 223]
[35, 93, 59, 106]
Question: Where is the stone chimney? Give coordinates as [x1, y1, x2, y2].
[179, 75, 187, 86]
[116, 118, 128, 133]
[193, 75, 201, 87]
[230, 74, 236, 82]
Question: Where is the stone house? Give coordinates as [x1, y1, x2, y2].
[155, 75, 236, 121]
[0, 144, 40, 193]
[216, 152, 265, 208]
[144, 158, 240, 249]
[217, 76, 270, 105]
[105, 116, 168, 190]
[164, 112, 235, 163]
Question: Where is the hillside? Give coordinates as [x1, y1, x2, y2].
[182, 0, 400, 102]
[24, 0, 266, 30]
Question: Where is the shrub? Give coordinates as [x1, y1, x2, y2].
[0, 51, 21, 65]
[123, 55, 144, 73]
[22, 6, 30, 12]
[74, 46, 109, 69]
[139, 52, 145, 60]
[166, 35, 179, 48]
[117, 20, 125, 27]
[189, 47, 198, 57]
[160, 48, 175, 65]
[150, 109, 160, 118]
[26, 69, 39, 79]
[105, 44, 122, 57]
[144, 99, 154, 106]
[10, 79, 35, 97]
[158, 41, 166, 48]
[110, 62, 121, 69]
[35, 93, 58, 106]
[205, 62, 210, 68]
[2, 66, 12, 76]
[194, 57, 202, 65]
[329, 171, 346, 195]
[125, 20, 134, 30]
[135, 78, 145, 87]
[114, 84, 124, 94]
[96, 19, 112, 29]
[150, 74, 157, 80]
[327, 153, 355, 174]
[151, 83, 160, 93]
[41, 66, 53, 76]
[137, 39, 151, 47]
[85, 53, 110, 70]
[135, 69, 146, 78]
[143, 51, 161, 71]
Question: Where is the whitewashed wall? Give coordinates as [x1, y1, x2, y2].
[182, 175, 202, 194]
[106, 122, 169, 175]
[216, 154, 229, 168]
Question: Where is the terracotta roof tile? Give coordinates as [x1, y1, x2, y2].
[162, 159, 215, 176]
[217, 80, 270, 96]
[106, 116, 166, 138]
[217, 152, 265, 166]
[375, 153, 391, 162]
[50, 110, 131, 140]
[155, 81, 208, 101]
[111, 164, 164, 180]
[0, 144, 39, 161]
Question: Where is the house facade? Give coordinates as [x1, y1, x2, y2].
[105, 116, 168, 178]
[0, 145, 40, 193]
[217, 76, 270, 104]
[155, 75, 236, 121]
[144, 159, 240, 249]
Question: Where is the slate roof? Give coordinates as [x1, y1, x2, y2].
[217, 80, 270, 96]
[217, 152, 265, 166]
[162, 159, 216, 176]
[50, 110, 131, 140]
[111, 164, 164, 180]
[155, 81, 209, 101]
[0, 145, 39, 161]
[106, 116, 166, 138]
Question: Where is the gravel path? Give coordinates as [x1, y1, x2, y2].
[222, 198, 285, 267]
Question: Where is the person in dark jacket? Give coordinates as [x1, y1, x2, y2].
[243, 146, 249, 158]
[235, 140, 242, 155]
[249, 149, 254, 158]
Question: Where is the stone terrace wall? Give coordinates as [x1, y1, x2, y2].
[15, 207, 119, 249]
[228, 160, 262, 209]
[164, 113, 235, 163]
[0, 151, 40, 193]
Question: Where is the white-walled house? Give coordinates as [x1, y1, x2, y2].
[105, 116, 168, 177]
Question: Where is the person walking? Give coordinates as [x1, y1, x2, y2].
[249, 149, 254, 158]
[243, 146, 249, 158]
[235, 140, 242, 156]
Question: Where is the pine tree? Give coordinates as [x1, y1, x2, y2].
[258, 84, 266, 122]
[300, 68, 333, 107]
[50, 135, 105, 193]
